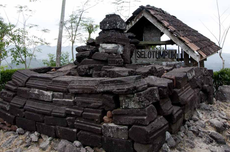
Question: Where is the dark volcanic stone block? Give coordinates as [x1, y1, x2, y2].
[76, 51, 91, 63]
[30, 66, 53, 73]
[119, 87, 159, 109]
[80, 59, 106, 66]
[56, 126, 77, 142]
[122, 44, 133, 64]
[169, 116, 183, 134]
[75, 45, 97, 53]
[66, 117, 76, 128]
[77, 131, 102, 147]
[53, 98, 74, 106]
[17, 87, 31, 98]
[103, 137, 134, 152]
[100, 14, 126, 31]
[68, 77, 106, 94]
[154, 98, 173, 116]
[10, 96, 27, 108]
[96, 30, 129, 45]
[74, 119, 102, 134]
[107, 54, 124, 66]
[9, 106, 24, 117]
[0, 99, 10, 111]
[52, 107, 66, 117]
[75, 94, 116, 111]
[162, 71, 187, 89]
[113, 105, 157, 125]
[92, 52, 109, 61]
[0, 109, 15, 124]
[36, 122, 56, 137]
[165, 106, 183, 124]
[82, 108, 104, 124]
[172, 67, 195, 80]
[102, 123, 128, 140]
[65, 107, 83, 117]
[136, 65, 157, 77]
[48, 76, 79, 92]
[171, 84, 195, 105]
[16, 117, 36, 131]
[104, 67, 135, 78]
[24, 99, 54, 115]
[25, 111, 44, 122]
[29, 88, 53, 102]
[12, 69, 37, 87]
[44, 116, 67, 127]
[97, 75, 147, 94]
[5, 81, 17, 92]
[0, 89, 16, 102]
[145, 76, 173, 98]
[26, 74, 56, 90]
[129, 116, 168, 144]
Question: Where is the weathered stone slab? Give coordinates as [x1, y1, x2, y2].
[119, 87, 159, 109]
[113, 105, 157, 125]
[29, 88, 53, 102]
[82, 108, 104, 123]
[66, 117, 75, 128]
[9, 106, 24, 117]
[75, 94, 116, 111]
[0, 99, 10, 111]
[65, 107, 83, 117]
[48, 76, 79, 92]
[0, 109, 15, 124]
[102, 123, 128, 140]
[25, 111, 44, 122]
[162, 71, 187, 89]
[172, 67, 195, 80]
[99, 43, 124, 54]
[169, 116, 184, 134]
[102, 137, 134, 152]
[100, 14, 126, 31]
[30, 66, 53, 73]
[26, 73, 56, 90]
[136, 65, 157, 77]
[10, 96, 27, 108]
[129, 116, 168, 144]
[24, 99, 54, 115]
[154, 97, 173, 116]
[76, 51, 91, 63]
[0, 89, 16, 102]
[12, 70, 36, 87]
[96, 30, 129, 45]
[53, 92, 63, 99]
[5, 81, 17, 92]
[171, 84, 195, 105]
[97, 75, 147, 94]
[74, 119, 102, 134]
[104, 67, 135, 78]
[145, 76, 173, 98]
[75, 45, 97, 53]
[44, 116, 67, 127]
[36, 122, 56, 137]
[92, 52, 109, 61]
[17, 87, 31, 98]
[68, 77, 106, 94]
[108, 54, 124, 66]
[56, 126, 77, 142]
[16, 117, 36, 131]
[53, 98, 74, 106]
[80, 59, 106, 66]
[165, 106, 183, 124]
[77, 131, 102, 147]
[52, 106, 66, 117]
[216, 85, 230, 102]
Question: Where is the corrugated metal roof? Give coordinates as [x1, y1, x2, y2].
[126, 5, 221, 60]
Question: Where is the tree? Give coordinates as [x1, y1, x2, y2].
[42, 51, 70, 67]
[83, 20, 99, 41]
[64, 0, 102, 61]
[56, 0, 66, 67]
[202, 0, 230, 69]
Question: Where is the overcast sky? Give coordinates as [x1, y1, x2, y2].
[1, 0, 230, 54]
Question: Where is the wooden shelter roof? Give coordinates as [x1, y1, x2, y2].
[126, 5, 221, 62]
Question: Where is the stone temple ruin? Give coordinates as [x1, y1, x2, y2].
[0, 7, 216, 152]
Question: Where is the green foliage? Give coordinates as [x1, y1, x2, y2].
[213, 68, 230, 90]
[42, 51, 70, 67]
[0, 69, 18, 90]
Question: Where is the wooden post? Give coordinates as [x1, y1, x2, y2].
[184, 52, 189, 66]
[199, 60, 204, 67]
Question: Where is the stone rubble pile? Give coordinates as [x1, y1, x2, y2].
[0, 14, 215, 152]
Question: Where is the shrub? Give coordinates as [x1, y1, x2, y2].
[0, 69, 18, 91]
[213, 68, 230, 90]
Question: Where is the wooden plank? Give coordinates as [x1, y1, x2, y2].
[127, 10, 201, 63]
[138, 40, 175, 46]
